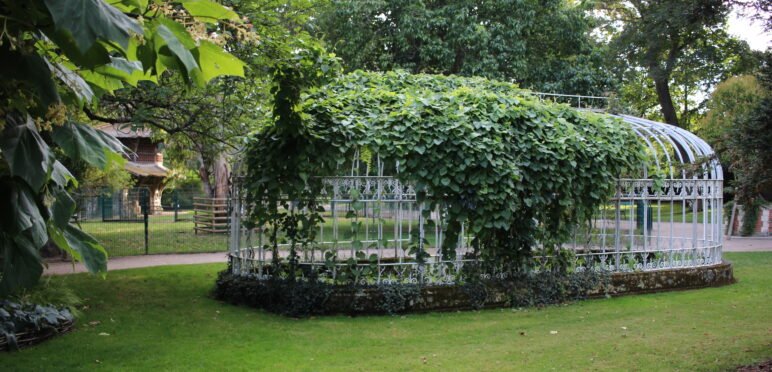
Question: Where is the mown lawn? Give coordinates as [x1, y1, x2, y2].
[4, 252, 771, 371]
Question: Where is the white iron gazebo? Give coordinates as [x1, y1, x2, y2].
[228, 101, 723, 284]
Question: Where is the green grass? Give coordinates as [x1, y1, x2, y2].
[3, 252, 771, 371]
[78, 211, 228, 256]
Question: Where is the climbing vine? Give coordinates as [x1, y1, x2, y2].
[245, 70, 644, 273]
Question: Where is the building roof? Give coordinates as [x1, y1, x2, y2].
[95, 123, 154, 138]
[124, 161, 169, 177]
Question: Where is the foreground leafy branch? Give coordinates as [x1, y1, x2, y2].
[0, 0, 247, 296]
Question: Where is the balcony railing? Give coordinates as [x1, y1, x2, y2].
[125, 151, 163, 163]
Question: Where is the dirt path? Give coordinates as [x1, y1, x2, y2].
[723, 237, 772, 252]
[43, 236, 772, 275]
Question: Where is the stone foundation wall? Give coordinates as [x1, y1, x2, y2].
[599, 261, 735, 297]
[217, 261, 735, 316]
[317, 261, 735, 314]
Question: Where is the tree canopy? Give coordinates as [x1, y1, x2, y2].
[0, 0, 247, 295]
[315, 0, 615, 96]
[600, 0, 753, 127]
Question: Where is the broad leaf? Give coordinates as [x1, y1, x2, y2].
[43, 0, 143, 52]
[50, 160, 78, 190]
[182, 1, 239, 23]
[0, 238, 44, 297]
[155, 24, 199, 73]
[78, 70, 127, 97]
[0, 49, 60, 108]
[49, 62, 95, 104]
[51, 121, 126, 170]
[49, 225, 108, 275]
[191, 40, 246, 85]
[0, 180, 48, 250]
[0, 114, 55, 191]
[81, 57, 148, 93]
[50, 187, 77, 229]
[43, 29, 112, 68]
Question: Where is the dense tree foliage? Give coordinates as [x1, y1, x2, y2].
[599, 0, 754, 127]
[700, 55, 772, 234]
[315, 0, 615, 96]
[696, 75, 765, 165]
[88, 0, 329, 198]
[0, 0, 246, 295]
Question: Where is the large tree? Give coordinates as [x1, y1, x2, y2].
[699, 53, 771, 234]
[0, 0, 246, 295]
[315, 0, 615, 96]
[601, 0, 741, 127]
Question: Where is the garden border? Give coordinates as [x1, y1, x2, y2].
[214, 261, 734, 317]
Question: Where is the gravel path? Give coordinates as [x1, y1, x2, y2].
[723, 237, 772, 252]
[43, 236, 772, 275]
[44, 252, 228, 275]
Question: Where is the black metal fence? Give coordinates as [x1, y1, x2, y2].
[71, 187, 230, 256]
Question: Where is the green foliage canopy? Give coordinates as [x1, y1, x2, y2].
[0, 0, 246, 295]
[315, 0, 615, 96]
[600, 0, 751, 127]
[245, 71, 643, 269]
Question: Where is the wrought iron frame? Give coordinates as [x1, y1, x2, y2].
[228, 113, 723, 284]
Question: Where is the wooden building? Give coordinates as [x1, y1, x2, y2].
[96, 124, 169, 213]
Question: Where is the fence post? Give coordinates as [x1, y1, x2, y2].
[143, 189, 149, 255]
[173, 189, 179, 222]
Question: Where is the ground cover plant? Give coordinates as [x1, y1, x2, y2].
[2, 252, 770, 371]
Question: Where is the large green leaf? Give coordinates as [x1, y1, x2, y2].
[0, 237, 44, 297]
[0, 114, 55, 191]
[50, 62, 95, 104]
[107, 0, 149, 13]
[45, 29, 113, 69]
[182, 1, 239, 23]
[191, 40, 246, 85]
[80, 57, 147, 94]
[155, 24, 199, 73]
[43, 0, 143, 52]
[0, 48, 60, 108]
[49, 160, 78, 190]
[51, 121, 126, 170]
[49, 225, 108, 275]
[0, 179, 48, 251]
[50, 187, 77, 229]
[78, 69, 127, 97]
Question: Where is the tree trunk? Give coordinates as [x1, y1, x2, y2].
[198, 153, 215, 198]
[213, 153, 230, 199]
[652, 75, 680, 127]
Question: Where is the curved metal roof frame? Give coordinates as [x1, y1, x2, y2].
[612, 114, 723, 180]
